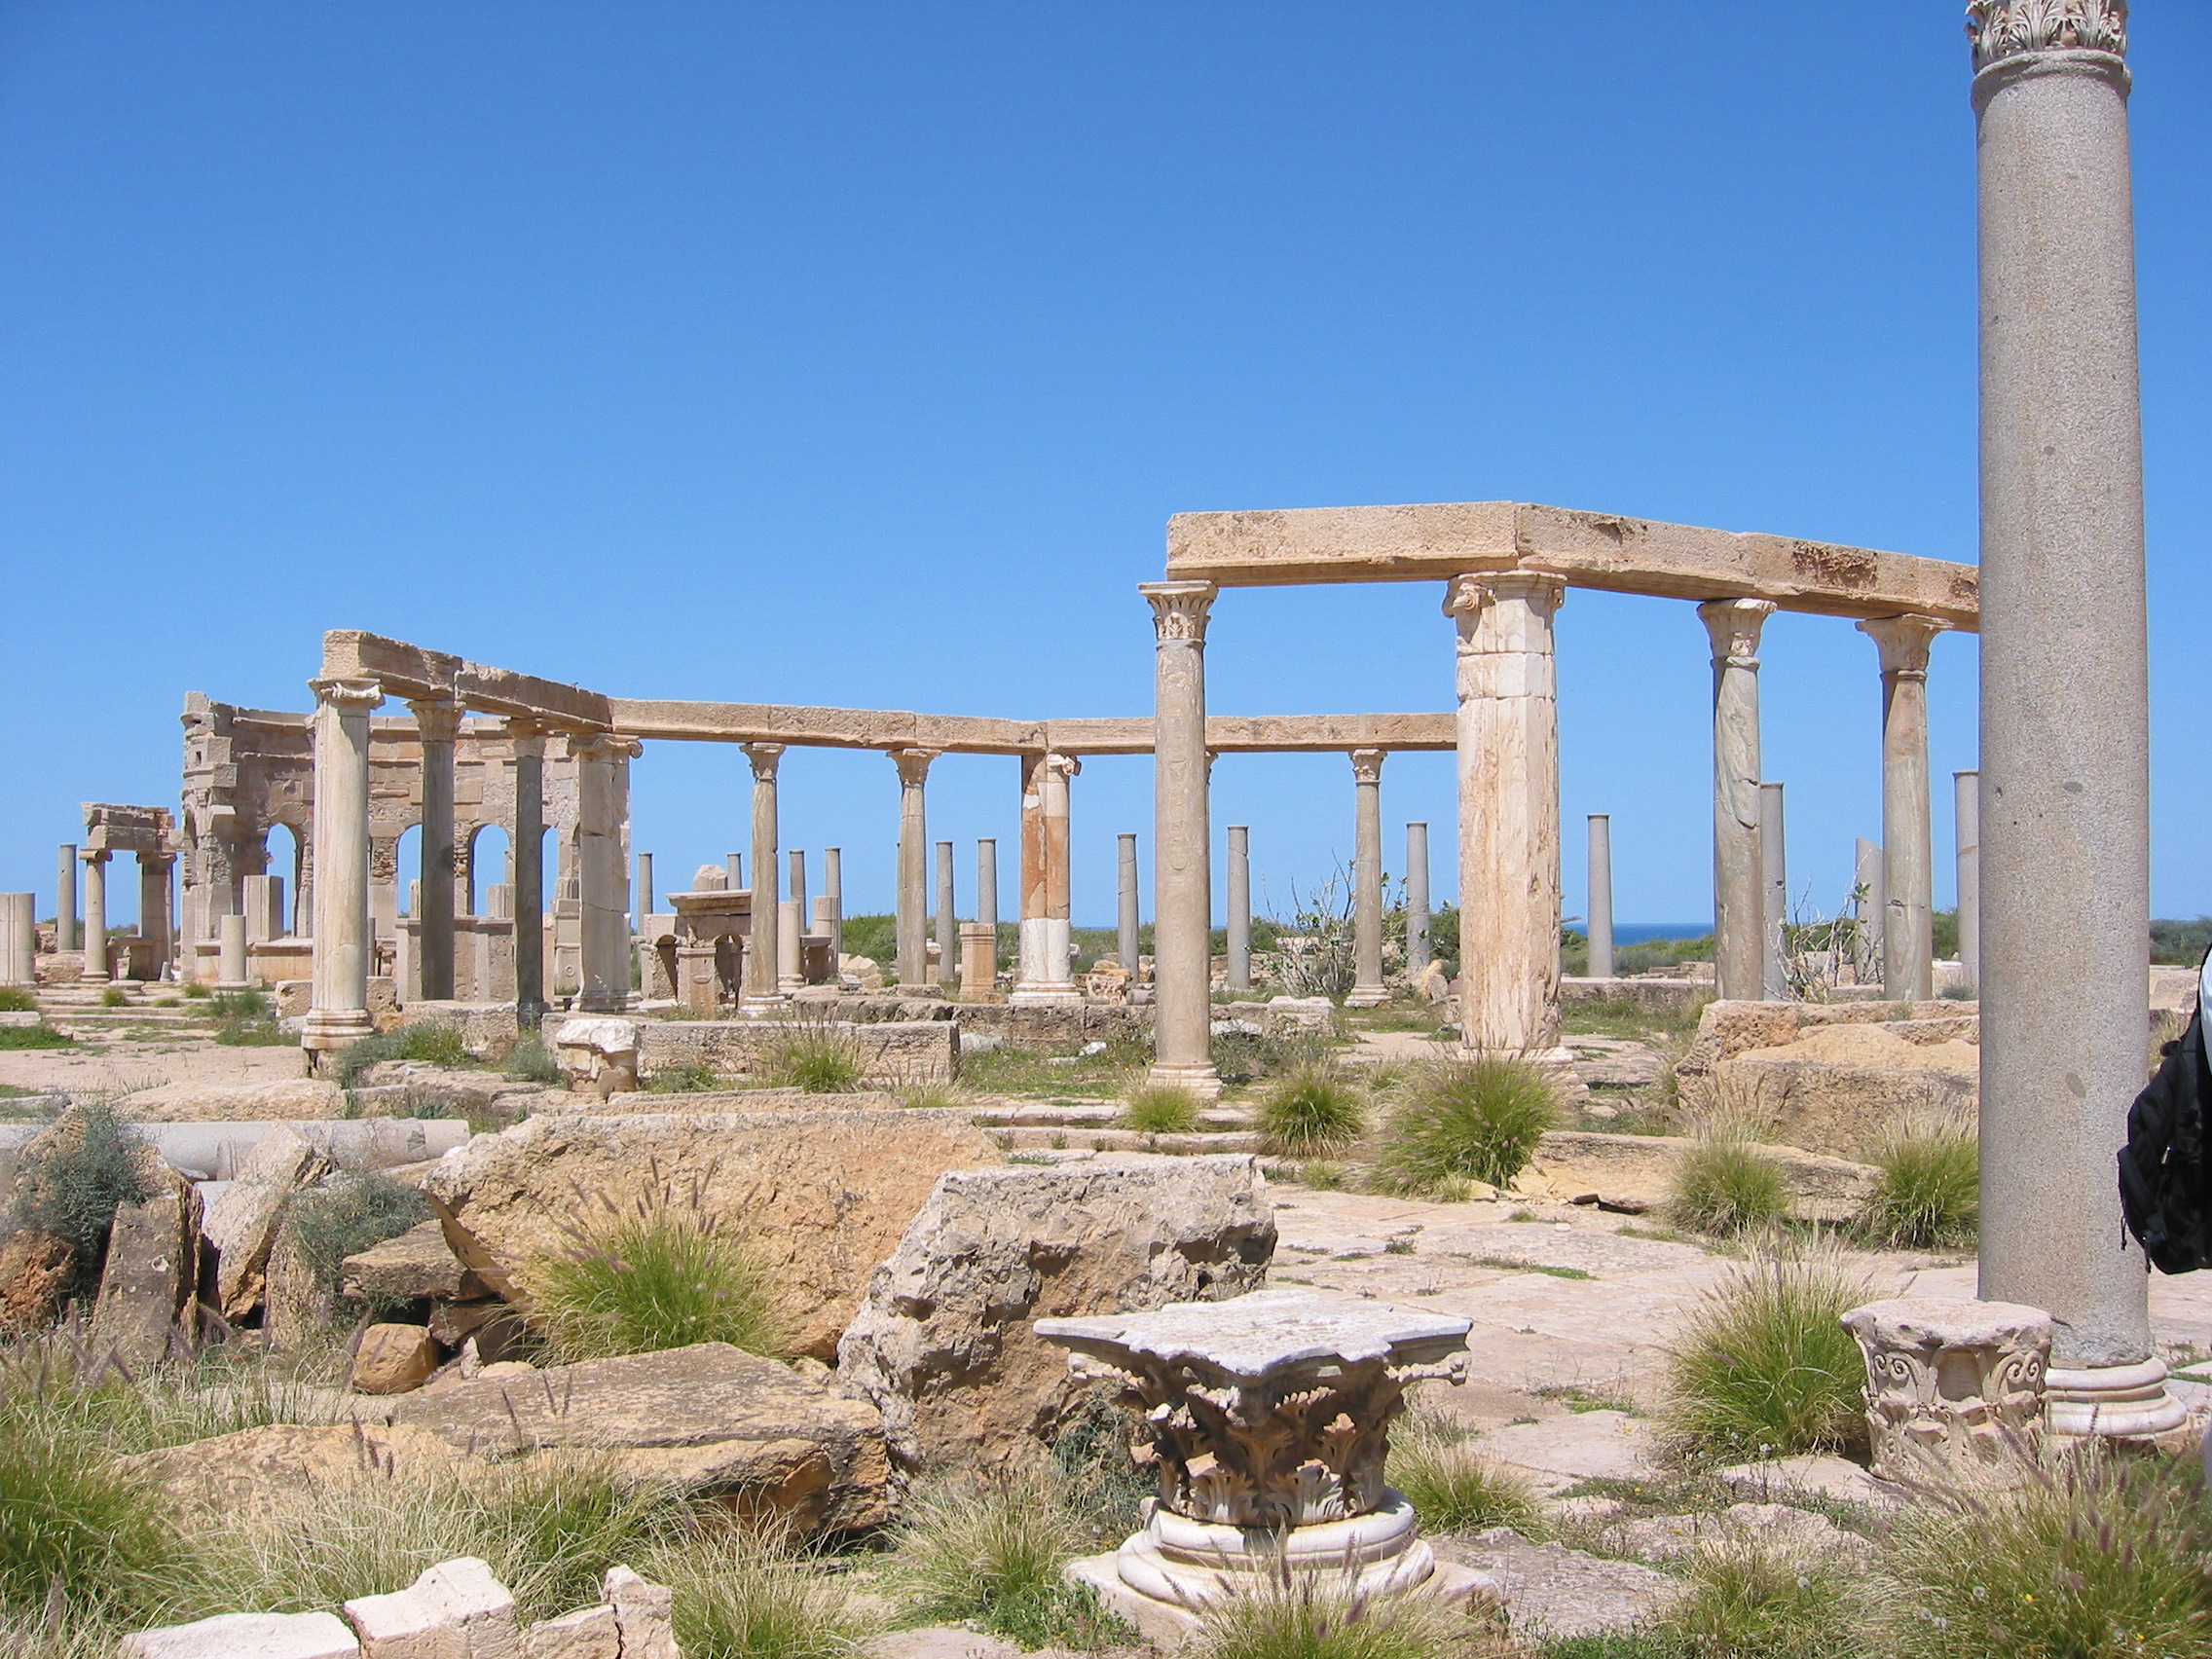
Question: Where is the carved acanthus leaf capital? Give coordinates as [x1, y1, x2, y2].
[1444, 571, 1567, 622]
[1698, 598, 1778, 668]
[891, 747, 940, 788]
[1140, 580, 1218, 645]
[743, 742, 786, 781]
[1968, 0, 2126, 72]
[1858, 614, 1946, 681]
[406, 698, 464, 745]
[1349, 748, 1387, 786]
[308, 677, 385, 716]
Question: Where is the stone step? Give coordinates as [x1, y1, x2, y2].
[970, 1101, 1253, 1130]
[995, 1124, 1264, 1154]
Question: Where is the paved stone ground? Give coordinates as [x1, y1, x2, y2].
[0, 1022, 309, 1095]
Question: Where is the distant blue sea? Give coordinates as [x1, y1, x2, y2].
[1606, 922, 1713, 943]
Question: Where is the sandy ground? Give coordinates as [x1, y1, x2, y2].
[0, 1025, 310, 1096]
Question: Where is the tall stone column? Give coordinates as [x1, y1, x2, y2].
[0, 894, 32, 986]
[1014, 753, 1081, 1003]
[1860, 616, 1945, 1003]
[55, 843, 77, 953]
[1117, 833, 1141, 976]
[789, 850, 808, 941]
[976, 838, 997, 979]
[825, 846, 844, 961]
[138, 852, 175, 979]
[1759, 782, 1788, 1001]
[1406, 822, 1431, 977]
[1954, 770, 1981, 993]
[1225, 827, 1251, 993]
[636, 852, 654, 933]
[891, 749, 937, 987]
[303, 676, 384, 1052]
[1346, 748, 1389, 1007]
[934, 840, 957, 989]
[508, 719, 548, 1024]
[1699, 599, 1776, 1003]
[1971, 0, 2177, 1435]
[1143, 581, 1221, 1096]
[572, 733, 640, 1013]
[78, 851, 110, 982]
[1448, 572, 1568, 1059]
[410, 698, 461, 1003]
[1586, 815, 1613, 979]
[741, 743, 784, 1002]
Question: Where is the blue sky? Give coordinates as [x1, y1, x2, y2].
[2, 3, 2205, 932]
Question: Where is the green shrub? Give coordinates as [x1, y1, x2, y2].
[1669, 1124, 1790, 1236]
[208, 989, 268, 1021]
[761, 1026, 866, 1092]
[179, 981, 211, 1001]
[0, 990, 33, 1014]
[1872, 1438, 2212, 1659]
[531, 1189, 789, 1362]
[1666, 1251, 1869, 1462]
[97, 989, 127, 1009]
[1256, 1066, 1367, 1156]
[1384, 1417, 1535, 1534]
[0, 1406, 191, 1626]
[1123, 1084, 1200, 1134]
[899, 1085, 971, 1111]
[890, 1472, 1123, 1648]
[212, 990, 293, 1048]
[1191, 1571, 1477, 1659]
[646, 1063, 721, 1094]
[10, 1104, 152, 1272]
[333, 1023, 471, 1088]
[1858, 1132, 1977, 1248]
[647, 1525, 877, 1659]
[503, 1034, 563, 1085]
[1050, 1384, 1155, 1547]
[1567, 1543, 1855, 1659]
[282, 1172, 433, 1307]
[0, 1027, 69, 1051]
[1377, 1058, 1559, 1191]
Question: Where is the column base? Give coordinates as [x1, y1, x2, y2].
[77, 969, 110, 984]
[300, 1007, 375, 1051]
[1010, 981, 1084, 1006]
[2046, 1358, 2189, 1439]
[1146, 1061, 1223, 1100]
[1345, 984, 1391, 1008]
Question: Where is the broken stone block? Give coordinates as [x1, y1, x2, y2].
[521, 1604, 618, 1659]
[113, 1422, 467, 1521]
[352, 1323, 443, 1395]
[114, 1078, 348, 1123]
[263, 1211, 331, 1351]
[0, 1228, 73, 1334]
[375, 1341, 889, 1532]
[343, 1219, 478, 1303]
[604, 1567, 678, 1659]
[344, 1556, 519, 1658]
[91, 1167, 201, 1369]
[205, 1123, 333, 1321]
[837, 1153, 1275, 1475]
[116, 1610, 361, 1658]
[421, 1109, 999, 1360]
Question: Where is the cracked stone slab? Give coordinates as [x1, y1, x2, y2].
[1432, 1529, 1681, 1639]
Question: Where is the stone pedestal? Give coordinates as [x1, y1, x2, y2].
[1842, 1298, 2051, 1483]
[1039, 1287, 1489, 1643]
[1346, 748, 1388, 1007]
[1700, 599, 1775, 1003]
[217, 913, 251, 991]
[1585, 815, 1612, 980]
[959, 920, 998, 1001]
[779, 899, 804, 990]
[303, 678, 383, 1051]
[1144, 582, 1222, 1097]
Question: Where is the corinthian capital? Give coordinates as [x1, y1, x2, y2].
[406, 698, 463, 745]
[309, 677, 385, 716]
[1968, 0, 2126, 72]
[743, 741, 786, 781]
[1349, 748, 1387, 787]
[1859, 614, 1946, 681]
[1044, 751, 1083, 783]
[1139, 581, 1218, 644]
[1698, 598, 1778, 667]
[891, 748, 940, 788]
[572, 732, 644, 763]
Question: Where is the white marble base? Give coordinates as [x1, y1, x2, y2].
[1143, 1061, 1224, 1101]
[2046, 1358, 2189, 1438]
[1345, 984, 1391, 1008]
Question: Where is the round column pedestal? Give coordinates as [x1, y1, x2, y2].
[2046, 1358, 2188, 1439]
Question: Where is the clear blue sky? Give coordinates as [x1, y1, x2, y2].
[2, 4, 2205, 933]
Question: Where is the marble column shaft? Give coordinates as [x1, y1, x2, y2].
[935, 839, 957, 988]
[1118, 833, 1140, 975]
[410, 698, 462, 1003]
[55, 843, 77, 954]
[741, 744, 784, 1000]
[1448, 572, 1567, 1056]
[977, 838, 998, 929]
[510, 721, 548, 1022]
[1972, 3, 2169, 1409]
[1225, 826, 1251, 994]
[892, 750, 937, 987]
[1406, 821, 1431, 977]
[1586, 815, 1613, 980]
[789, 850, 808, 939]
[1346, 748, 1389, 1007]
[636, 852, 654, 933]
[824, 846, 843, 960]
[1759, 781, 1788, 1002]
[1143, 581, 1221, 1094]
[572, 733, 639, 1013]
[1700, 599, 1775, 1004]
[1861, 617, 1942, 1003]
[1955, 771, 1981, 993]
[1014, 752, 1081, 1000]
[304, 677, 384, 1050]
[79, 851, 109, 982]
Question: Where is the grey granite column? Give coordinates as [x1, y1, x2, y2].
[1448, 572, 1568, 1059]
[409, 698, 461, 1003]
[1346, 748, 1389, 1007]
[824, 846, 843, 961]
[1143, 580, 1221, 1095]
[726, 853, 743, 891]
[742, 743, 784, 1002]
[1954, 770, 1980, 993]
[891, 749, 937, 987]
[1225, 825, 1251, 993]
[1760, 782, 1788, 1001]
[1861, 616, 1945, 1003]
[572, 733, 640, 1013]
[78, 851, 109, 983]
[1586, 815, 1613, 980]
[55, 843, 77, 954]
[1971, 0, 2176, 1434]
[1118, 833, 1140, 977]
[789, 850, 808, 945]
[636, 852, 654, 934]
[303, 676, 384, 1052]
[935, 840, 957, 989]
[1699, 599, 1776, 1003]
[1406, 821, 1431, 977]
[509, 719, 548, 1024]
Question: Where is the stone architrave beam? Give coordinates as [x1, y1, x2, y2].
[321, 631, 614, 730]
[1164, 501, 1980, 630]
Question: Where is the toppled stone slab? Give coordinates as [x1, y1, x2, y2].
[0, 1119, 474, 1182]
[116, 1424, 468, 1521]
[345, 1555, 517, 1657]
[353, 1323, 443, 1395]
[374, 1342, 890, 1531]
[1675, 999, 1974, 1097]
[206, 1124, 333, 1320]
[92, 1167, 202, 1369]
[343, 1220, 479, 1303]
[1516, 1130, 1879, 1222]
[117, 1610, 361, 1658]
[837, 1154, 1276, 1474]
[522, 1603, 618, 1658]
[117, 1078, 346, 1123]
[1432, 1528, 1681, 1639]
[422, 1109, 999, 1359]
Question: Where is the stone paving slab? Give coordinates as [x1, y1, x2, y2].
[1480, 1410, 1659, 1493]
[1431, 1529, 1681, 1639]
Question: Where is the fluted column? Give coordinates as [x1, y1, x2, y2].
[1225, 826, 1251, 993]
[1143, 581, 1220, 1095]
[1346, 748, 1389, 1007]
[1860, 616, 1944, 1002]
[409, 698, 462, 1003]
[891, 749, 938, 987]
[742, 743, 784, 1002]
[1448, 572, 1567, 1058]
[573, 733, 640, 1013]
[78, 850, 110, 983]
[1699, 599, 1777, 1002]
[508, 719, 548, 1023]
[1971, 0, 2176, 1434]
[303, 676, 384, 1052]
[1014, 752, 1082, 1003]
[1954, 770, 1980, 993]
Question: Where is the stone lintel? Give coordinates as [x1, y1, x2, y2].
[608, 704, 1456, 755]
[1165, 501, 1980, 631]
[81, 802, 177, 855]
[321, 630, 616, 730]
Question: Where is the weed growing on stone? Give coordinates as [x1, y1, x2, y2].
[0, 1026, 70, 1051]
[1123, 1084, 1201, 1133]
[898, 1084, 971, 1111]
[283, 1171, 433, 1312]
[1552, 1541, 1857, 1659]
[1385, 1414, 1537, 1534]
[1190, 1568, 1496, 1659]
[97, 988, 128, 1009]
[645, 1522, 878, 1659]
[1257, 1065, 1367, 1157]
[0, 990, 34, 1014]
[1378, 1058, 1559, 1191]
[1298, 1161, 1348, 1190]
[503, 1033, 564, 1085]
[1665, 1249, 1870, 1463]
[333, 1022, 472, 1087]
[889, 1469, 1125, 1649]
[1856, 1131, 1977, 1249]
[0, 1397, 191, 1631]
[761, 1024, 867, 1092]
[1668, 1123, 1790, 1236]
[1469, 1256, 1592, 1281]
[9, 1103, 152, 1287]
[208, 988, 292, 1047]
[1050, 1383, 1156, 1547]
[646, 1062, 721, 1093]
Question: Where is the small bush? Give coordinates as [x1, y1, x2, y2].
[646, 1063, 721, 1093]
[1050, 1384, 1155, 1546]
[1666, 1250, 1869, 1462]
[761, 1026, 866, 1093]
[1191, 1571, 1480, 1659]
[212, 992, 293, 1048]
[179, 981, 211, 1001]
[97, 989, 127, 1009]
[0, 1408, 190, 1626]
[11, 1104, 153, 1272]
[647, 1525, 877, 1659]
[899, 1085, 970, 1111]
[1872, 1438, 2212, 1659]
[282, 1172, 433, 1306]
[1858, 1131, 1977, 1248]
[333, 1023, 471, 1088]
[0, 990, 33, 1014]
[503, 1034, 563, 1085]
[208, 989, 269, 1021]
[1123, 1085, 1200, 1134]
[1670, 1124, 1790, 1236]
[1621, 1543, 1857, 1659]
[1256, 1066, 1367, 1157]
[891, 1472, 1122, 1648]
[1377, 1057, 1559, 1191]
[1385, 1417, 1536, 1534]
[531, 1186, 790, 1362]
[0, 1027, 69, 1051]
